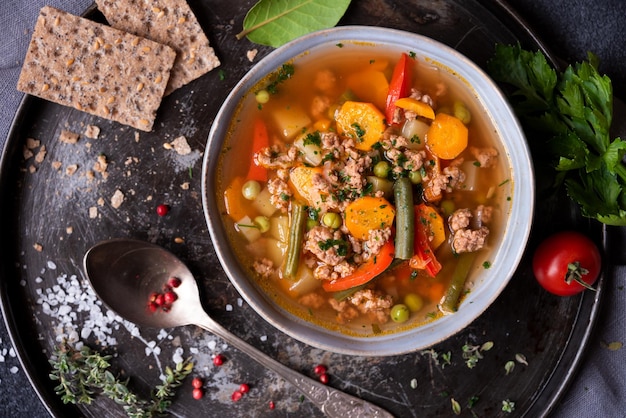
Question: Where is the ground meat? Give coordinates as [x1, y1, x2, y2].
[449, 208, 490, 253]
[425, 160, 466, 200]
[314, 69, 337, 93]
[409, 88, 434, 108]
[361, 228, 392, 261]
[449, 208, 472, 232]
[311, 95, 331, 118]
[253, 258, 274, 278]
[328, 298, 359, 324]
[452, 226, 489, 253]
[313, 261, 354, 281]
[298, 292, 326, 309]
[254, 144, 299, 170]
[470, 146, 499, 168]
[328, 288, 394, 324]
[267, 177, 292, 213]
[304, 226, 348, 266]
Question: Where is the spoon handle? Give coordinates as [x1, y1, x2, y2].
[195, 314, 394, 418]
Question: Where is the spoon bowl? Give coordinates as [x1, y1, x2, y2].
[83, 238, 392, 418]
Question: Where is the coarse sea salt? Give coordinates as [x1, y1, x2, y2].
[35, 272, 128, 347]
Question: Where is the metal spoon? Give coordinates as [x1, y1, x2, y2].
[83, 238, 393, 418]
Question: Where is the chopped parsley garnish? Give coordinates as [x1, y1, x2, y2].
[351, 122, 366, 141]
[266, 63, 295, 95]
[318, 239, 349, 256]
[303, 131, 322, 147]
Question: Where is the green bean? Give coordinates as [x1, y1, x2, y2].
[439, 252, 477, 314]
[393, 177, 414, 260]
[282, 201, 307, 280]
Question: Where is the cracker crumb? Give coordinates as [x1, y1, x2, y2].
[26, 137, 40, 149]
[51, 161, 62, 170]
[84, 125, 100, 139]
[34, 145, 46, 163]
[181, 182, 190, 190]
[23, 147, 34, 160]
[134, 131, 140, 142]
[89, 207, 98, 218]
[65, 164, 78, 176]
[59, 130, 80, 144]
[86, 170, 95, 181]
[246, 49, 258, 62]
[66, 226, 73, 234]
[170, 135, 191, 155]
[174, 237, 184, 244]
[93, 155, 108, 179]
[111, 189, 124, 209]
[33, 243, 43, 252]
[28, 165, 37, 173]
[97, 197, 105, 206]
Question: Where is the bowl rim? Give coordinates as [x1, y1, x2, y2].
[201, 25, 534, 356]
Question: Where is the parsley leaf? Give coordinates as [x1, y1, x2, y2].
[488, 44, 626, 225]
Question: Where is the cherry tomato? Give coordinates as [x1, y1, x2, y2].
[532, 231, 601, 296]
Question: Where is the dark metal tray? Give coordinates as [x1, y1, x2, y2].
[0, 0, 604, 416]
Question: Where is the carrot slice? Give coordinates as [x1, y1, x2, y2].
[335, 101, 386, 151]
[223, 176, 248, 221]
[322, 240, 395, 292]
[394, 97, 435, 120]
[426, 113, 468, 160]
[246, 118, 270, 181]
[344, 196, 395, 240]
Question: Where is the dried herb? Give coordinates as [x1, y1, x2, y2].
[237, 0, 352, 47]
[49, 341, 193, 417]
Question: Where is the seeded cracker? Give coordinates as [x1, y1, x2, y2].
[17, 6, 176, 131]
[95, 0, 220, 95]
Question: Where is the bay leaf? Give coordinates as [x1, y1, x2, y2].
[237, 0, 352, 48]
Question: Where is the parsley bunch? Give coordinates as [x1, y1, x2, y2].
[488, 44, 626, 225]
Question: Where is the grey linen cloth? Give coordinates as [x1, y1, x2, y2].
[0, 0, 624, 416]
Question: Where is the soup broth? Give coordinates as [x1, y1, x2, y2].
[216, 43, 511, 336]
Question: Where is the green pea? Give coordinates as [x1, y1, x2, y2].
[453, 100, 471, 124]
[306, 218, 318, 230]
[255, 89, 270, 104]
[390, 304, 410, 323]
[408, 170, 422, 184]
[241, 180, 261, 200]
[254, 216, 270, 233]
[440, 199, 456, 217]
[404, 293, 424, 312]
[322, 212, 342, 229]
[373, 161, 391, 179]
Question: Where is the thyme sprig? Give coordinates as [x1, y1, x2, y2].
[49, 341, 193, 418]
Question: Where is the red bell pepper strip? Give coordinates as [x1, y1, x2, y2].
[322, 240, 395, 292]
[385, 53, 412, 125]
[409, 205, 442, 277]
[246, 118, 269, 181]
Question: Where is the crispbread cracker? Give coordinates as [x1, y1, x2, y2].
[95, 0, 220, 95]
[17, 6, 176, 131]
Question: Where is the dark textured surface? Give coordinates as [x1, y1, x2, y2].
[0, 1, 624, 417]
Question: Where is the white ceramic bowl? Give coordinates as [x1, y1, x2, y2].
[202, 26, 533, 356]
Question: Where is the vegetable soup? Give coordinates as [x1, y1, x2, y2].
[216, 44, 512, 336]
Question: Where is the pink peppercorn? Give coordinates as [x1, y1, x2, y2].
[156, 204, 169, 216]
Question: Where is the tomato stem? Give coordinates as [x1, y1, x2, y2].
[565, 262, 596, 291]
